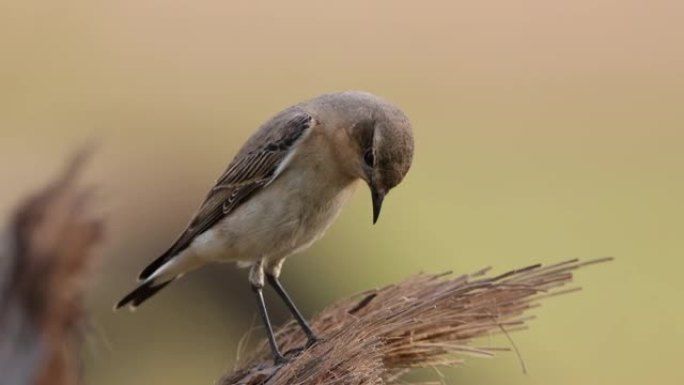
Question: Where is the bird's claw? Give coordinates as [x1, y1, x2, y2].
[280, 337, 320, 360]
[305, 336, 319, 349]
[273, 353, 290, 366]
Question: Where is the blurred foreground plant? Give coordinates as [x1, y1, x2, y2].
[0, 152, 102, 385]
[222, 258, 611, 385]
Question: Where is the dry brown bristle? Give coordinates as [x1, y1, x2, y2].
[220, 257, 612, 385]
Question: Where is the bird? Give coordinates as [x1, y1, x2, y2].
[115, 90, 414, 363]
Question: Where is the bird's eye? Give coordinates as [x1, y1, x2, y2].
[363, 149, 375, 167]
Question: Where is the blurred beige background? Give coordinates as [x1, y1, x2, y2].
[1, 0, 683, 384]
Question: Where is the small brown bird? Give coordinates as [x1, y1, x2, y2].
[116, 91, 414, 363]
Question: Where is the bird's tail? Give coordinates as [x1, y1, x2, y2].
[114, 278, 175, 311]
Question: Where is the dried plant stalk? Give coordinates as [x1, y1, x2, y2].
[0, 151, 102, 385]
[221, 258, 611, 385]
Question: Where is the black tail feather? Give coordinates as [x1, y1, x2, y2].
[138, 250, 174, 281]
[115, 279, 174, 310]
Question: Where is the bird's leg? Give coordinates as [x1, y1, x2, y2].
[265, 262, 318, 347]
[249, 262, 287, 364]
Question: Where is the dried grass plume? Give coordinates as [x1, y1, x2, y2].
[0, 151, 102, 385]
[221, 258, 611, 385]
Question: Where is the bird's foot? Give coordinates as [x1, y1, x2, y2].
[282, 346, 306, 358]
[281, 337, 321, 359]
[273, 353, 290, 366]
[305, 336, 319, 348]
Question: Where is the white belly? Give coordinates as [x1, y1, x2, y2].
[186, 157, 358, 267]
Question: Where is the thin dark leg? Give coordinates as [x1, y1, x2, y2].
[251, 284, 287, 364]
[266, 274, 318, 346]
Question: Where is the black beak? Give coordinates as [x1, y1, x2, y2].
[371, 187, 385, 224]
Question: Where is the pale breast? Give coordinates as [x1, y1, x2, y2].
[187, 132, 358, 265]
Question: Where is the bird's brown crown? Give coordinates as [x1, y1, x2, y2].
[304, 91, 414, 194]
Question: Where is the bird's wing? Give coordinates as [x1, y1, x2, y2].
[138, 108, 314, 280]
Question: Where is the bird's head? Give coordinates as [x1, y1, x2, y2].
[344, 94, 414, 224]
[306, 91, 414, 223]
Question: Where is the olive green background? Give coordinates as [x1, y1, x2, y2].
[1, 1, 682, 384]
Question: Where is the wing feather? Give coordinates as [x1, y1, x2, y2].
[138, 109, 313, 280]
